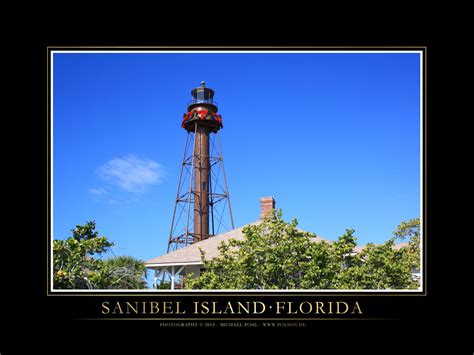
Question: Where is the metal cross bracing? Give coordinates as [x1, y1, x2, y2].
[166, 121, 234, 252]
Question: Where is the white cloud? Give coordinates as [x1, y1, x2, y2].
[98, 155, 165, 193]
[88, 187, 108, 196]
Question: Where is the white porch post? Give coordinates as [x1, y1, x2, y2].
[171, 266, 175, 290]
[153, 269, 158, 289]
[156, 269, 166, 281]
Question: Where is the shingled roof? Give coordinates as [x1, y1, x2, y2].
[145, 221, 330, 267]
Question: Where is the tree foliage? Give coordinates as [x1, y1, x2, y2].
[102, 256, 148, 289]
[53, 221, 147, 289]
[393, 217, 420, 271]
[185, 210, 420, 290]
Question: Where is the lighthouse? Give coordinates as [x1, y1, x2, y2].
[167, 82, 234, 252]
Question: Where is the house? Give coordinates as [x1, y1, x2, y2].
[145, 197, 413, 290]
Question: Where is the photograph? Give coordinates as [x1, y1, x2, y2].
[51, 50, 422, 293]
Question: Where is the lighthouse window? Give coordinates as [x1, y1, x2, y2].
[196, 91, 205, 101]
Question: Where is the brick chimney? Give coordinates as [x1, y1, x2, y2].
[260, 196, 275, 219]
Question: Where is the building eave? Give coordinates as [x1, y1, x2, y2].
[145, 261, 204, 269]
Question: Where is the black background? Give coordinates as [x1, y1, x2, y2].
[2, 21, 457, 351]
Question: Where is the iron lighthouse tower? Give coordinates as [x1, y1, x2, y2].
[167, 82, 234, 252]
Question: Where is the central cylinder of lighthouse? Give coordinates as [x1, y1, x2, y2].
[194, 125, 210, 241]
[194, 125, 210, 240]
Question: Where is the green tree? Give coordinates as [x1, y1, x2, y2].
[53, 221, 113, 289]
[335, 237, 419, 289]
[53, 221, 147, 289]
[185, 210, 420, 290]
[102, 256, 148, 289]
[155, 281, 172, 289]
[393, 217, 421, 271]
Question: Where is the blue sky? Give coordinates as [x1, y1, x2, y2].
[53, 51, 421, 276]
